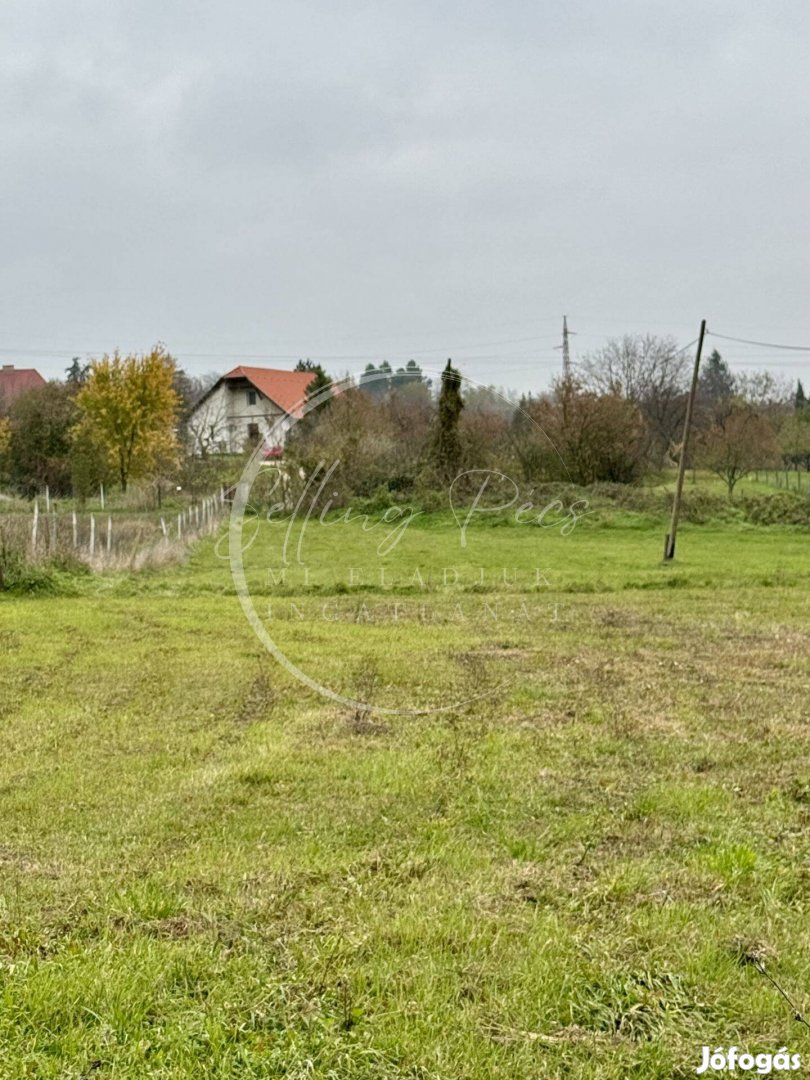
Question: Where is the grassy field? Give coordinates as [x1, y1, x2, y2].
[1, 501, 810, 1077]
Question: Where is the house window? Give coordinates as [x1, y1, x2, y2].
[247, 389, 257, 406]
[247, 423, 260, 444]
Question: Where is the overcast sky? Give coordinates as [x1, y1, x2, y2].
[2, 0, 809, 394]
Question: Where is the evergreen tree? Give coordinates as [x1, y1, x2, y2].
[795, 379, 807, 412]
[294, 359, 333, 403]
[172, 367, 199, 412]
[698, 349, 735, 403]
[434, 359, 464, 480]
[65, 357, 89, 387]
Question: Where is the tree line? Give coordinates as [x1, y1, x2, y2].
[286, 341, 809, 501]
[1, 338, 808, 504]
[0, 348, 201, 502]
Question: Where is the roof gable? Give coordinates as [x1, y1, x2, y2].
[223, 366, 315, 418]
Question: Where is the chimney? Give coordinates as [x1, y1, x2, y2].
[1, 364, 13, 371]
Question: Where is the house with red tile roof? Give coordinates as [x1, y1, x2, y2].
[0, 365, 46, 410]
[185, 365, 315, 455]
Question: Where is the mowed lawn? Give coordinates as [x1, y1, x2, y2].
[1, 514, 810, 1078]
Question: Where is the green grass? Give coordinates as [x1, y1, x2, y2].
[1, 504, 810, 1077]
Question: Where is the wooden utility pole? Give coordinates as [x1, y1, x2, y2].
[664, 319, 707, 560]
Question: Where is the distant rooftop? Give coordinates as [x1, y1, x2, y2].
[0, 364, 46, 404]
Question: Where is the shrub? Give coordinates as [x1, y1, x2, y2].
[739, 491, 810, 526]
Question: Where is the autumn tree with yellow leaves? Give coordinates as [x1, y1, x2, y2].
[73, 345, 180, 492]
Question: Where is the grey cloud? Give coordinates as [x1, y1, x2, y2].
[0, 0, 808, 387]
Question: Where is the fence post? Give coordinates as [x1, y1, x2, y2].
[45, 485, 50, 513]
[106, 515, 112, 554]
[72, 510, 78, 548]
[89, 514, 95, 556]
[177, 514, 182, 539]
[100, 484, 105, 510]
[31, 500, 39, 552]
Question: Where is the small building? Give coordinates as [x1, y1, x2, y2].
[185, 365, 315, 455]
[0, 364, 46, 408]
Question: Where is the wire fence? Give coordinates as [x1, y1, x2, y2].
[0, 489, 230, 574]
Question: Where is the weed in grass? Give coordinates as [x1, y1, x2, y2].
[570, 971, 711, 1040]
[236, 657, 277, 724]
[345, 656, 393, 735]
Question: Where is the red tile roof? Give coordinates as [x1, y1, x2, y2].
[223, 366, 315, 418]
[0, 366, 46, 404]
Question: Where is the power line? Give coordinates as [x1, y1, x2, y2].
[2, 326, 806, 373]
[0, 323, 700, 364]
[0, 334, 576, 364]
[673, 338, 699, 356]
[708, 331, 810, 352]
[406, 333, 563, 355]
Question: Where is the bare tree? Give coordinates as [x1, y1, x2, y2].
[523, 380, 648, 484]
[577, 335, 690, 465]
[384, 379, 434, 477]
[284, 387, 403, 503]
[778, 413, 810, 488]
[696, 401, 777, 498]
[507, 394, 547, 481]
[734, 370, 793, 409]
[185, 392, 229, 457]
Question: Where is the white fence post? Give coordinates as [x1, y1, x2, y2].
[31, 500, 39, 552]
[106, 515, 112, 554]
[72, 510, 78, 548]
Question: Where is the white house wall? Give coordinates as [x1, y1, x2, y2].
[192, 383, 230, 452]
[187, 380, 295, 454]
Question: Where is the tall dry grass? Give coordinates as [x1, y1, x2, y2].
[0, 495, 228, 588]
